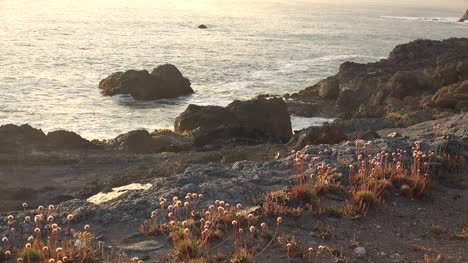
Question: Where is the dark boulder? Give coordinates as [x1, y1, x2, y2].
[111, 130, 156, 153]
[289, 123, 347, 150]
[99, 64, 194, 100]
[226, 97, 292, 141]
[111, 130, 193, 153]
[198, 24, 208, 29]
[193, 126, 273, 147]
[174, 105, 240, 133]
[47, 130, 95, 150]
[0, 124, 47, 153]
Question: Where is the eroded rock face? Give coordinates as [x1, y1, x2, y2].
[99, 64, 194, 100]
[386, 71, 437, 98]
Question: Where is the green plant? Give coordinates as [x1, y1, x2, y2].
[326, 206, 343, 218]
[19, 248, 41, 262]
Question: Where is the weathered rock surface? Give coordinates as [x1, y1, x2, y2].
[98, 64, 194, 100]
[426, 80, 468, 111]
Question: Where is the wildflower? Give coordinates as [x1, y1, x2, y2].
[34, 228, 41, 233]
[56, 247, 63, 253]
[151, 211, 157, 219]
[10, 228, 15, 232]
[277, 217, 283, 224]
[239, 228, 243, 233]
[191, 193, 198, 199]
[7, 215, 13, 221]
[131, 257, 139, 263]
[169, 220, 175, 225]
[249, 226, 256, 233]
[168, 212, 173, 218]
[22, 203, 28, 209]
[48, 205, 55, 211]
[184, 228, 190, 235]
[308, 247, 313, 252]
[38, 206, 44, 211]
[5, 251, 10, 256]
[49, 259, 55, 263]
[198, 193, 203, 199]
[184, 202, 189, 207]
[2, 237, 8, 243]
[286, 243, 291, 248]
[67, 214, 74, 221]
[236, 203, 242, 209]
[17, 258, 24, 263]
[232, 220, 238, 226]
[25, 216, 31, 223]
[28, 236, 34, 242]
[25, 243, 32, 249]
[248, 214, 253, 219]
[62, 257, 68, 262]
[261, 223, 267, 229]
[47, 216, 54, 222]
[217, 206, 224, 213]
[176, 200, 182, 207]
[84, 224, 91, 231]
[168, 205, 174, 211]
[43, 246, 49, 251]
[173, 197, 178, 202]
[209, 205, 215, 210]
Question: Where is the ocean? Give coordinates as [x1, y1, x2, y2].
[1, 0, 467, 139]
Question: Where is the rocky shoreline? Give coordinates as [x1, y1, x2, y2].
[1, 38, 467, 262]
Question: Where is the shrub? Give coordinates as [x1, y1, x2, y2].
[18, 248, 41, 262]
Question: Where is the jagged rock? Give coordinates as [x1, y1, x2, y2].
[47, 130, 96, 150]
[193, 126, 272, 147]
[98, 64, 194, 100]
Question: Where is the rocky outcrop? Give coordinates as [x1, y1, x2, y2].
[175, 97, 292, 143]
[289, 38, 468, 120]
[459, 9, 468, 22]
[99, 64, 194, 100]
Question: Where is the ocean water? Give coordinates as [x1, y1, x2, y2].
[1, 0, 467, 139]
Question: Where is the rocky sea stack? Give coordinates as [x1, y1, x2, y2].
[98, 64, 194, 100]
